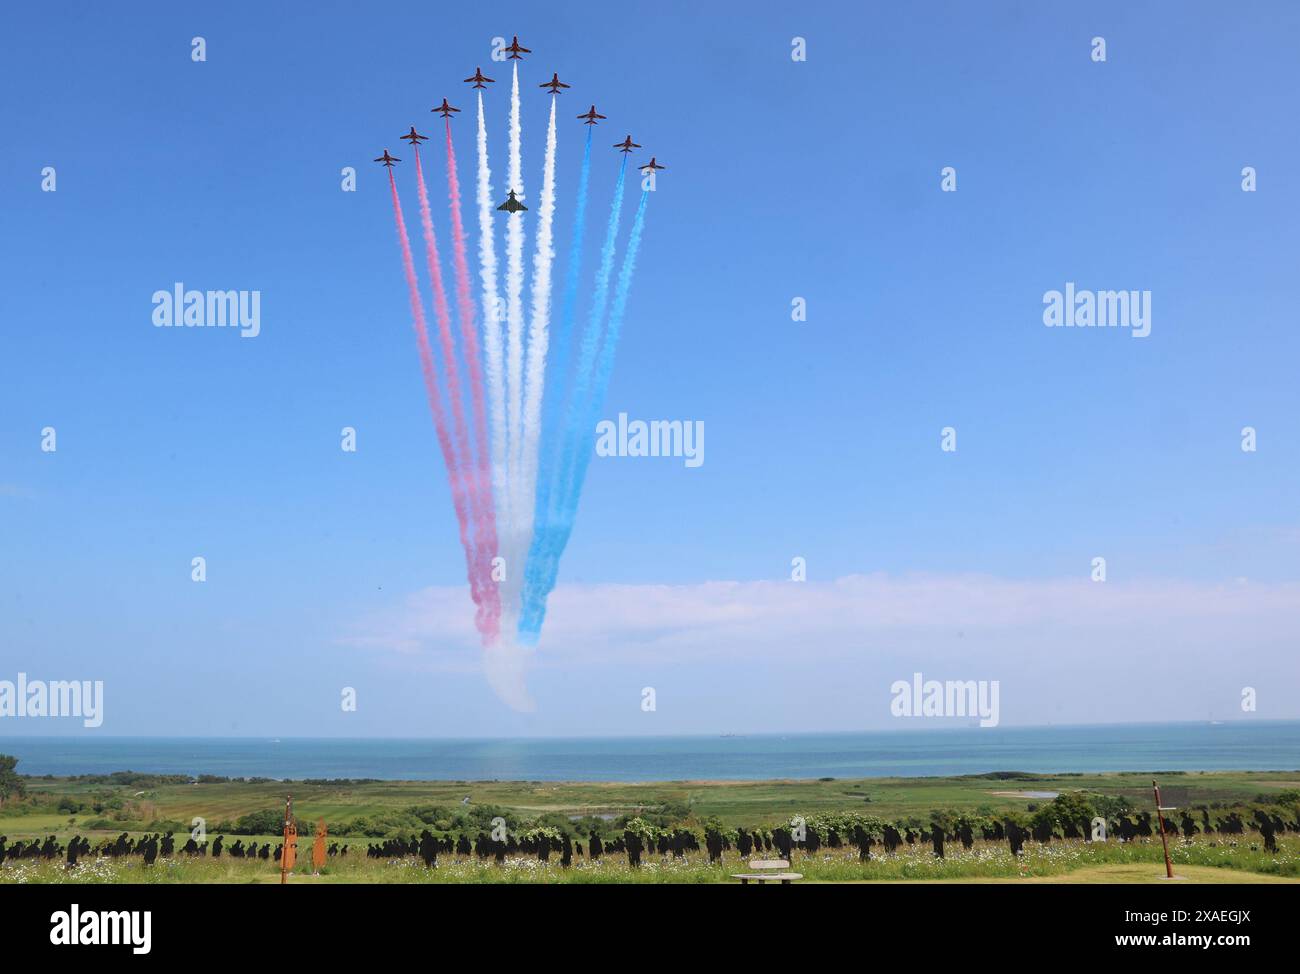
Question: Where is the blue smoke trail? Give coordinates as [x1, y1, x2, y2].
[519, 157, 628, 641]
[527, 127, 593, 590]
[562, 187, 651, 565]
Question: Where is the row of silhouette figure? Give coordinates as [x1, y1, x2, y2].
[3, 806, 1294, 869]
[0, 831, 350, 866]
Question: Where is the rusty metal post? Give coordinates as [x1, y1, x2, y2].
[312, 818, 327, 874]
[1152, 780, 1174, 879]
[280, 794, 297, 885]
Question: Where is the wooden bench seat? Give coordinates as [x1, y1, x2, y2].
[732, 858, 802, 884]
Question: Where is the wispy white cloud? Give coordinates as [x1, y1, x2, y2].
[344, 572, 1300, 669]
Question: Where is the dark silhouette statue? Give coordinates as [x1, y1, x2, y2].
[418, 829, 438, 868]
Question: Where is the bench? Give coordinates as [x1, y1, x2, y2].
[731, 858, 802, 884]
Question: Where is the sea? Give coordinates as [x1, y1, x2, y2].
[3, 721, 1298, 782]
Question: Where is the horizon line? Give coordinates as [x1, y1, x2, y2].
[0, 716, 1293, 744]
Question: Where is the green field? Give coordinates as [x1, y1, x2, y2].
[3, 834, 1298, 884]
[3, 768, 1298, 883]
[8, 767, 1299, 829]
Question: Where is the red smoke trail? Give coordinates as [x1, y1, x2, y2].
[415, 148, 498, 640]
[444, 120, 501, 634]
[388, 168, 496, 643]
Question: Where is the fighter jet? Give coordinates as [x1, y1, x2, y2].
[464, 67, 495, 88]
[496, 189, 528, 213]
[399, 126, 428, 147]
[612, 135, 641, 153]
[577, 105, 606, 125]
[539, 72, 570, 94]
[373, 149, 400, 167]
[432, 98, 461, 119]
[504, 35, 530, 59]
[639, 157, 667, 173]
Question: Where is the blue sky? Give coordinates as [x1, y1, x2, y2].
[1, 1, 1298, 738]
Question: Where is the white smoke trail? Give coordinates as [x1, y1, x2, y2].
[517, 97, 558, 564]
[501, 61, 527, 632]
[476, 90, 509, 569]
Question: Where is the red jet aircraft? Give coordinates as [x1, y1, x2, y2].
[539, 72, 570, 94]
[399, 126, 427, 147]
[432, 98, 461, 119]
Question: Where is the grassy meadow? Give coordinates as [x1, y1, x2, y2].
[9, 767, 1298, 828]
[3, 768, 1299, 883]
[3, 833, 1298, 885]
